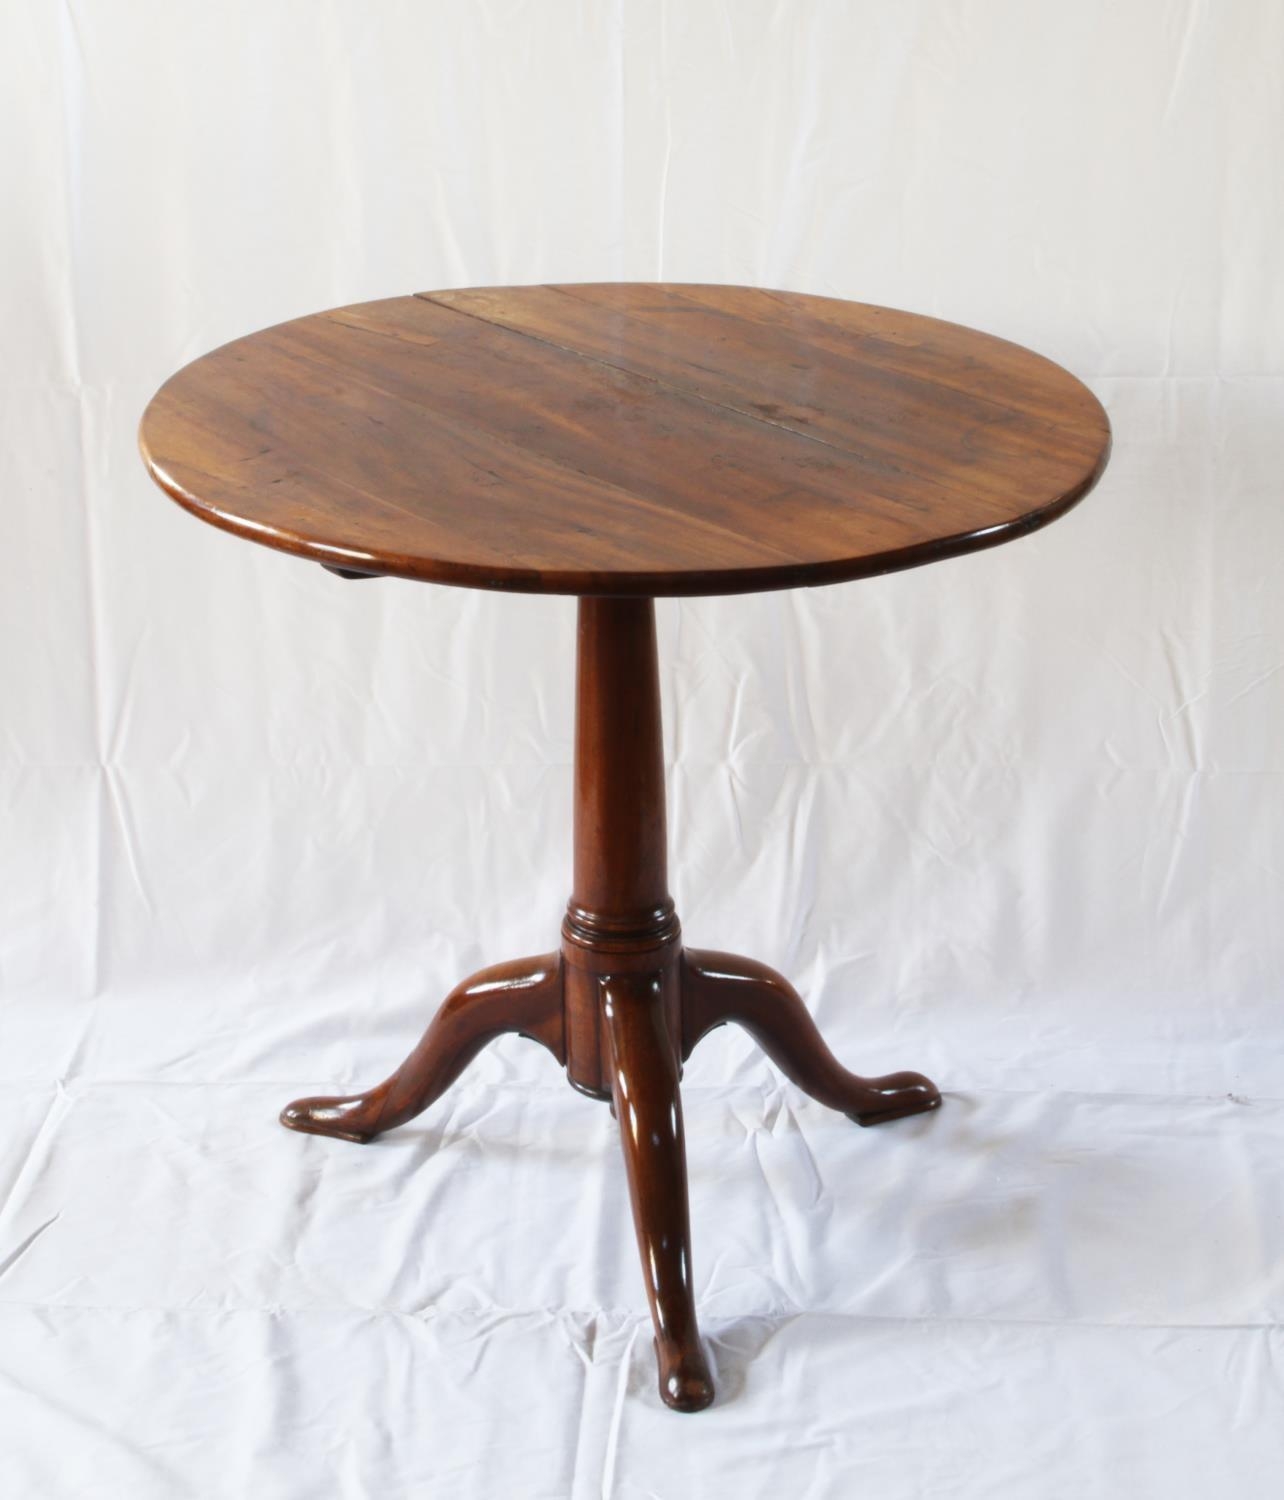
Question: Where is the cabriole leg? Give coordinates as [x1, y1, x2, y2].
[280, 953, 564, 1143]
[603, 971, 714, 1413]
[681, 949, 940, 1126]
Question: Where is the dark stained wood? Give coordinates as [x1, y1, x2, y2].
[602, 971, 713, 1413]
[277, 596, 943, 1410]
[139, 283, 1110, 597]
[568, 598, 672, 928]
[149, 287, 1109, 1413]
[279, 953, 564, 1143]
[560, 597, 682, 1101]
[681, 949, 940, 1126]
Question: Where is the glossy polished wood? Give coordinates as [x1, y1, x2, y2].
[273, 596, 942, 1410]
[681, 950, 940, 1126]
[603, 971, 713, 1413]
[561, 597, 682, 1101]
[144, 286, 1108, 1413]
[139, 283, 1110, 597]
[280, 954, 564, 1143]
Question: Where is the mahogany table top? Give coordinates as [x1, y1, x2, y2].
[139, 283, 1110, 596]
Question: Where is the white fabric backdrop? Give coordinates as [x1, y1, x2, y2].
[2, 1, 1282, 1494]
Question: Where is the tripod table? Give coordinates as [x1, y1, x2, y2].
[139, 283, 1111, 1412]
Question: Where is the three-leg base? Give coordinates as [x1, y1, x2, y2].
[279, 953, 565, 1143]
[280, 942, 939, 1412]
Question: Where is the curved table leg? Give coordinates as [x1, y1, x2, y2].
[603, 972, 715, 1414]
[680, 949, 940, 1126]
[280, 953, 565, 1143]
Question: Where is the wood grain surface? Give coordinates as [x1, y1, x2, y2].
[139, 284, 1110, 596]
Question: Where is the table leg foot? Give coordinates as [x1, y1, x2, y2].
[680, 948, 941, 1126]
[279, 953, 565, 1143]
[603, 971, 715, 1413]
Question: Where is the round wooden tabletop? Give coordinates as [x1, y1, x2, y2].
[139, 284, 1110, 597]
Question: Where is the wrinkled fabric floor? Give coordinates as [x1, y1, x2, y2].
[3, 961, 1283, 1495]
[4, 1, 1284, 1493]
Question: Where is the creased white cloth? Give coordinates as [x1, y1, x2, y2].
[1, 2, 1282, 1495]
